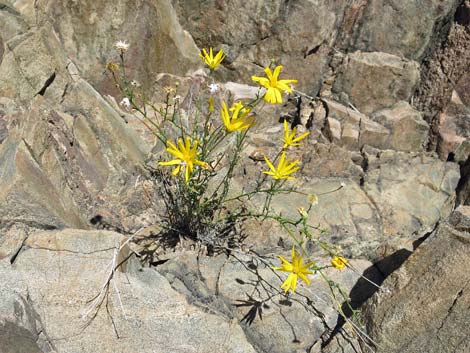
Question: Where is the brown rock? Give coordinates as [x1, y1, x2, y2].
[349, 0, 460, 59]
[363, 222, 470, 353]
[333, 51, 420, 115]
[371, 101, 429, 152]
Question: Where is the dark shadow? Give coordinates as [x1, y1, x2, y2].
[320, 245, 419, 349]
[0, 321, 44, 353]
[89, 214, 130, 235]
[234, 294, 269, 325]
[455, 2, 470, 26]
[455, 155, 470, 206]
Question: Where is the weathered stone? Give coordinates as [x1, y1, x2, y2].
[448, 205, 470, 231]
[0, 26, 70, 105]
[0, 229, 258, 353]
[323, 99, 396, 152]
[159, 250, 382, 353]
[414, 24, 470, 151]
[333, 51, 420, 114]
[363, 150, 460, 239]
[0, 259, 55, 353]
[301, 143, 364, 181]
[359, 118, 389, 150]
[371, 101, 429, 152]
[172, 0, 345, 94]
[0, 87, 152, 233]
[325, 117, 342, 144]
[34, 0, 200, 94]
[350, 0, 460, 60]
[434, 89, 470, 161]
[362, 222, 470, 353]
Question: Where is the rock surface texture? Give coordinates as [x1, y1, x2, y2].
[362, 209, 470, 353]
[0, 0, 469, 353]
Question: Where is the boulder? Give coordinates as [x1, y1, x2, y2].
[362, 150, 460, 241]
[435, 89, 470, 161]
[322, 99, 389, 151]
[257, 149, 459, 259]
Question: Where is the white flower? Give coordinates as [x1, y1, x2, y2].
[130, 80, 140, 87]
[115, 40, 129, 51]
[208, 83, 220, 94]
[120, 97, 131, 108]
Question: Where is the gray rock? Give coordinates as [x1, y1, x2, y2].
[436, 90, 470, 161]
[0, 259, 55, 353]
[1, 229, 258, 353]
[322, 99, 390, 151]
[333, 51, 420, 115]
[362, 222, 470, 353]
[254, 149, 459, 259]
[414, 24, 470, 151]
[159, 250, 381, 353]
[35, 0, 199, 93]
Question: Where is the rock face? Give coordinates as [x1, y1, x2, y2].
[332, 52, 420, 115]
[347, 0, 460, 60]
[0, 0, 469, 352]
[0, 229, 258, 353]
[322, 99, 429, 152]
[171, 0, 344, 94]
[158, 250, 382, 353]
[260, 149, 460, 260]
[362, 211, 470, 353]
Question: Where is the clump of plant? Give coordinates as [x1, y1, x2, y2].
[106, 41, 379, 347]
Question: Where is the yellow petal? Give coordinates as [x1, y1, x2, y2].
[264, 155, 276, 173]
[159, 159, 182, 166]
[298, 273, 310, 286]
[272, 65, 283, 81]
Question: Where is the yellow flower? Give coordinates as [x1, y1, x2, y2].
[221, 101, 255, 132]
[251, 65, 298, 104]
[199, 48, 225, 70]
[331, 256, 348, 270]
[282, 120, 310, 148]
[159, 137, 208, 182]
[263, 152, 300, 180]
[273, 246, 314, 293]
